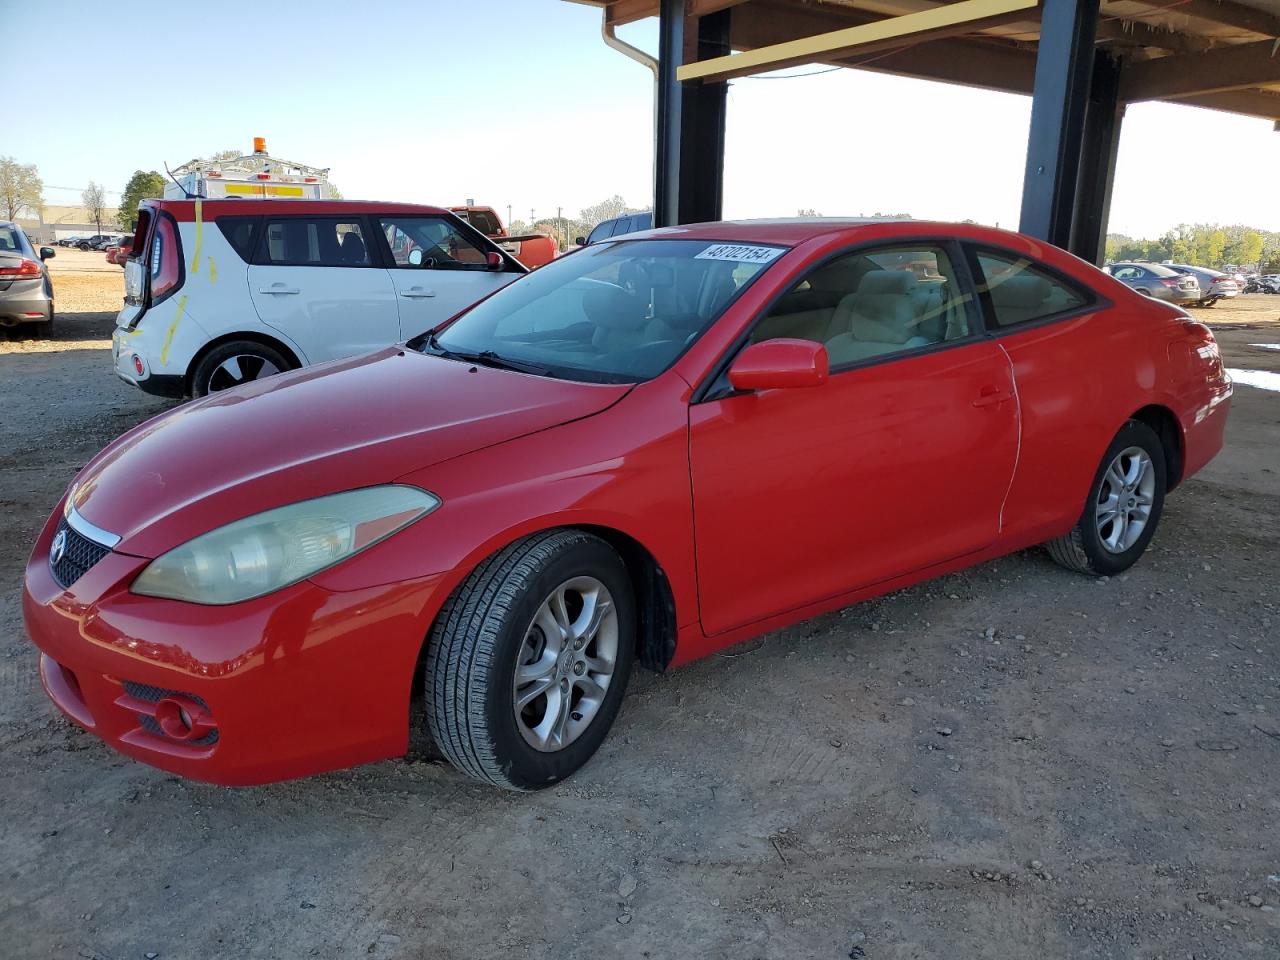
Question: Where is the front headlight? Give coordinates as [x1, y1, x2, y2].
[131, 485, 440, 605]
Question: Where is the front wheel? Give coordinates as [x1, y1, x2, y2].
[1045, 420, 1167, 576]
[425, 530, 635, 790]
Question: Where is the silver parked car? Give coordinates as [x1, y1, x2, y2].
[0, 221, 56, 337]
[1105, 262, 1200, 305]
[1166, 264, 1239, 307]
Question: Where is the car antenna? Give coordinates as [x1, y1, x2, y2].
[163, 162, 195, 199]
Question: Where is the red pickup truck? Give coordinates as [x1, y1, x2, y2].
[105, 239, 132, 267]
[450, 205, 557, 269]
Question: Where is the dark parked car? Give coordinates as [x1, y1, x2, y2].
[0, 220, 56, 337]
[1166, 264, 1239, 307]
[576, 211, 653, 246]
[1105, 262, 1200, 305]
[74, 234, 118, 251]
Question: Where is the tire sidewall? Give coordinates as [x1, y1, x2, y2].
[1077, 420, 1167, 575]
[482, 538, 635, 790]
[190, 341, 289, 398]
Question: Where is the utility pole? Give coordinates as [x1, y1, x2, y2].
[557, 206, 562, 250]
[530, 208, 535, 230]
[507, 204, 512, 229]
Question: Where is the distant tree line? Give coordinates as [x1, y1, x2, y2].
[1105, 223, 1278, 272]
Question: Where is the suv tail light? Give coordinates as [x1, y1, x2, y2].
[0, 259, 41, 278]
[149, 215, 183, 303]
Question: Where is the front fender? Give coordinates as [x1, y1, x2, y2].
[307, 376, 699, 630]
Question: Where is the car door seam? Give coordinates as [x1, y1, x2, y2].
[996, 341, 1022, 534]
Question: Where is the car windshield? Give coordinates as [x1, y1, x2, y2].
[420, 238, 785, 384]
[1144, 263, 1183, 278]
[0, 227, 21, 252]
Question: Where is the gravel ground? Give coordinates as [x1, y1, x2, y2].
[1, 262, 1278, 959]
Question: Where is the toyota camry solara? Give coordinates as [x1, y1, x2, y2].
[23, 219, 1231, 790]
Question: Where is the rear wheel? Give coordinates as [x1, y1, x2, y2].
[190, 340, 291, 397]
[425, 530, 635, 791]
[1045, 420, 1167, 576]
[1136, 288, 1153, 297]
[32, 308, 54, 339]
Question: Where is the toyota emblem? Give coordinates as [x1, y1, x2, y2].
[50, 529, 67, 566]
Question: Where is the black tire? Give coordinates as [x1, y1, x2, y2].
[31, 309, 54, 339]
[1136, 288, 1153, 297]
[1045, 420, 1167, 576]
[76, 242, 90, 251]
[425, 529, 635, 791]
[189, 340, 291, 397]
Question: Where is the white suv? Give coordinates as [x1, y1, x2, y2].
[114, 199, 526, 397]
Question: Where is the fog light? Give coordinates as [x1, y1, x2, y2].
[154, 696, 213, 741]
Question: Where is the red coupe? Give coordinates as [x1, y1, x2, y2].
[23, 219, 1231, 790]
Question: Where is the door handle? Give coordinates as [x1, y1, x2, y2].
[972, 385, 1014, 408]
[259, 285, 300, 295]
[400, 288, 436, 299]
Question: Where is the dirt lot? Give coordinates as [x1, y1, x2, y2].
[2, 257, 1279, 959]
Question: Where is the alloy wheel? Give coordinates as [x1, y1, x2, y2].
[512, 576, 619, 752]
[1095, 445, 1156, 554]
[207, 354, 281, 392]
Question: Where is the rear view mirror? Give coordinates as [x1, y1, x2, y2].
[728, 339, 829, 392]
[486, 251, 504, 270]
[39, 246, 55, 261]
[407, 248, 424, 266]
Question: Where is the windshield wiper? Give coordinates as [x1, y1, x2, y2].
[423, 332, 551, 376]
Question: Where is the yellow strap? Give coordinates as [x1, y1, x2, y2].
[189, 199, 204, 275]
[159, 294, 187, 365]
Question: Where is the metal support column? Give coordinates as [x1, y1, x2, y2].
[654, 0, 687, 228]
[678, 10, 731, 224]
[1069, 50, 1124, 265]
[1018, 0, 1100, 248]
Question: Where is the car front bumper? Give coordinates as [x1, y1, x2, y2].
[22, 505, 445, 785]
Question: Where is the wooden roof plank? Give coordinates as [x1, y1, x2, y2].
[676, 0, 1039, 81]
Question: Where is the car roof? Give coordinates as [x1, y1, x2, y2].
[609, 217, 1032, 248]
[144, 199, 450, 221]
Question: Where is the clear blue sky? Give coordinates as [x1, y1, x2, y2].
[6, 0, 1278, 238]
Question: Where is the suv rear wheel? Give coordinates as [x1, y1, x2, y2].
[190, 340, 291, 397]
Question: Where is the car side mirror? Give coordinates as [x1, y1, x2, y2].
[486, 251, 504, 270]
[39, 246, 55, 261]
[575, 236, 586, 246]
[407, 248, 424, 266]
[728, 338, 829, 392]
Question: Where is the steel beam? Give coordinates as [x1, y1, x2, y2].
[655, 0, 686, 228]
[678, 9, 732, 224]
[1070, 51, 1124, 265]
[1018, 0, 1100, 249]
[1120, 38, 1280, 102]
[1174, 87, 1280, 120]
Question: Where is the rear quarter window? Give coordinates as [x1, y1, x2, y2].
[971, 248, 1093, 329]
[215, 216, 261, 262]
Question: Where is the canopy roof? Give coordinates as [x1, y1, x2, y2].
[569, 0, 1280, 120]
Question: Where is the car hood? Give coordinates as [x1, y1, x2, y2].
[71, 348, 630, 557]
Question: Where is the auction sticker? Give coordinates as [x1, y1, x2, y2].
[694, 244, 785, 265]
